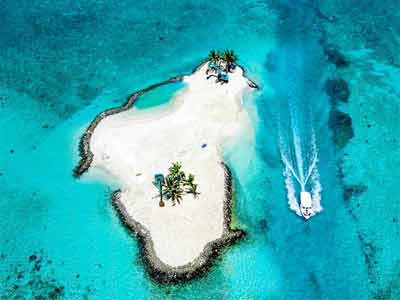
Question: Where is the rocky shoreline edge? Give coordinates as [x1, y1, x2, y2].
[112, 163, 245, 284]
[72, 60, 257, 284]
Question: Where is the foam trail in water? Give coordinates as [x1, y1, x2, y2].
[292, 125, 305, 189]
[311, 165, 322, 212]
[280, 133, 301, 215]
[282, 152, 301, 216]
[279, 127, 322, 217]
[274, 44, 323, 218]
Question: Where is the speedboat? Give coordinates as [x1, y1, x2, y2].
[300, 191, 314, 220]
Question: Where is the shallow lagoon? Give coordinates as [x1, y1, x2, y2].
[1, 1, 399, 299]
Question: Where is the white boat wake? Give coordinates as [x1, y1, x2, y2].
[279, 124, 323, 220]
[271, 42, 324, 220]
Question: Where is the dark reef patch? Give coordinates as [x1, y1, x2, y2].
[258, 218, 269, 233]
[77, 83, 103, 104]
[324, 46, 349, 68]
[336, 156, 381, 290]
[328, 109, 354, 148]
[0, 250, 97, 299]
[343, 184, 368, 202]
[372, 262, 400, 300]
[319, 37, 349, 68]
[357, 232, 382, 285]
[325, 78, 350, 104]
[1, 250, 65, 300]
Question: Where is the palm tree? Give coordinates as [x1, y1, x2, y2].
[185, 173, 194, 184]
[161, 162, 200, 205]
[222, 50, 238, 72]
[163, 175, 183, 206]
[208, 50, 219, 64]
[170, 162, 187, 184]
[191, 183, 199, 198]
[184, 174, 194, 190]
[169, 162, 182, 175]
[162, 175, 174, 196]
[174, 187, 184, 205]
[184, 174, 199, 198]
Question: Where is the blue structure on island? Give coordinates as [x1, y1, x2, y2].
[207, 62, 229, 83]
[153, 174, 165, 207]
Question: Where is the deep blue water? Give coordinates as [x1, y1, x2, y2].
[1, 1, 400, 299]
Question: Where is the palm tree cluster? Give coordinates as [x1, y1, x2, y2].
[162, 162, 199, 206]
[208, 49, 238, 72]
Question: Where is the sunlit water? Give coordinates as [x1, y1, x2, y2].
[1, 1, 399, 299]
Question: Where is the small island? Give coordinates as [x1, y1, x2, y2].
[74, 51, 258, 283]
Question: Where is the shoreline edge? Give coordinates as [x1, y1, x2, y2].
[73, 59, 258, 284]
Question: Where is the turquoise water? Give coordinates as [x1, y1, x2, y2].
[1, 1, 399, 299]
[135, 81, 185, 109]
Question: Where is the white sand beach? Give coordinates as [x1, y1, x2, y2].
[89, 63, 255, 267]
